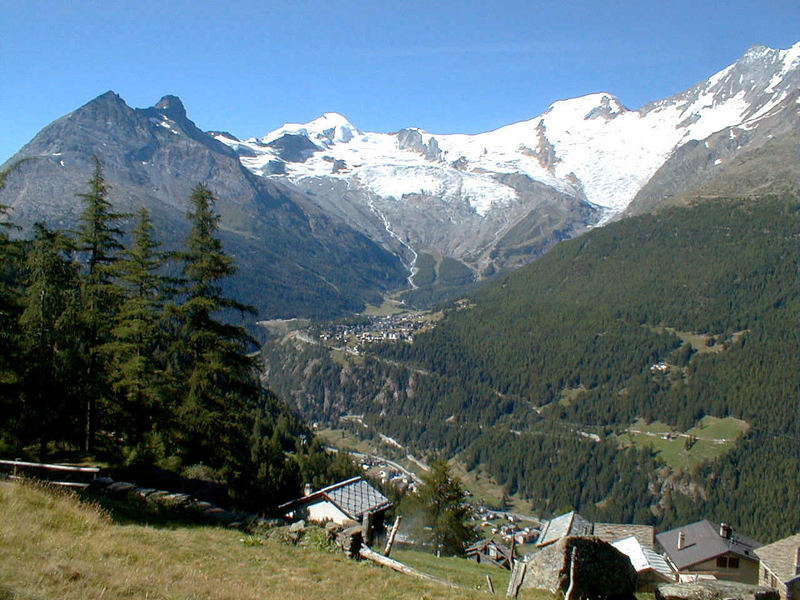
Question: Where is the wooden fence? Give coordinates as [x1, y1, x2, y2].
[0, 459, 100, 488]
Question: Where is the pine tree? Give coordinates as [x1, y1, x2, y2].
[18, 224, 81, 459]
[74, 157, 125, 454]
[0, 164, 24, 446]
[104, 207, 172, 462]
[404, 459, 477, 556]
[173, 183, 258, 482]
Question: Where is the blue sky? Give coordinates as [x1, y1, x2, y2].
[2, 0, 799, 163]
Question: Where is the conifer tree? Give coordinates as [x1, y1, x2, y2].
[105, 207, 172, 462]
[403, 459, 477, 556]
[19, 224, 81, 459]
[74, 158, 125, 453]
[0, 164, 23, 444]
[173, 183, 257, 481]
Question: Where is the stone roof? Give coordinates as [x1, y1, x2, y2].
[279, 476, 392, 521]
[466, 538, 513, 567]
[594, 523, 656, 549]
[755, 534, 800, 583]
[538, 511, 593, 547]
[656, 520, 761, 571]
[612, 535, 676, 581]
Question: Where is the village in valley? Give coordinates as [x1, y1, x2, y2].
[276, 472, 798, 600]
[311, 311, 436, 352]
[301, 425, 799, 600]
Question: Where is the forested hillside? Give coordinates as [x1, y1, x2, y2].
[262, 194, 799, 540]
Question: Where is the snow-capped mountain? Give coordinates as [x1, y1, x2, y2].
[2, 42, 797, 313]
[209, 42, 799, 280]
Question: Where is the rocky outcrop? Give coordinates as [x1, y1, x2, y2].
[655, 581, 780, 600]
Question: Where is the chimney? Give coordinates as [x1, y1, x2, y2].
[677, 531, 685, 550]
[720, 523, 732, 539]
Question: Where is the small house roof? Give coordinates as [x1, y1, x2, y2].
[594, 523, 656, 549]
[755, 534, 800, 584]
[538, 511, 593, 547]
[656, 520, 761, 570]
[466, 538, 513, 558]
[279, 476, 392, 521]
[612, 535, 675, 581]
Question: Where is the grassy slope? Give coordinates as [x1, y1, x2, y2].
[0, 481, 545, 600]
[618, 416, 750, 470]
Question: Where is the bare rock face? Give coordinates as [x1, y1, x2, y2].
[655, 581, 780, 600]
[518, 536, 637, 600]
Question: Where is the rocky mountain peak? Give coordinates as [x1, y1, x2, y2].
[73, 90, 133, 121]
[154, 94, 188, 122]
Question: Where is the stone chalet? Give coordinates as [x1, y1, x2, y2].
[279, 476, 392, 530]
[537, 511, 593, 547]
[755, 534, 800, 600]
[465, 538, 514, 569]
[537, 511, 656, 549]
[656, 520, 761, 584]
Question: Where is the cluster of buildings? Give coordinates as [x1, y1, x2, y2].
[468, 509, 799, 599]
[356, 455, 417, 493]
[279, 477, 798, 600]
[473, 507, 539, 547]
[314, 313, 431, 349]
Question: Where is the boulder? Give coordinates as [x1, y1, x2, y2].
[655, 581, 780, 600]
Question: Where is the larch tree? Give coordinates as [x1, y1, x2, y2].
[74, 158, 125, 454]
[105, 207, 173, 462]
[404, 459, 477, 556]
[19, 224, 81, 459]
[173, 183, 257, 483]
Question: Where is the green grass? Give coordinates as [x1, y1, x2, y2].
[619, 416, 750, 470]
[330, 348, 365, 367]
[391, 548, 532, 596]
[0, 480, 534, 600]
[363, 297, 408, 317]
[687, 415, 750, 440]
[449, 461, 532, 515]
[649, 326, 749, 354]
[558, 387, 587, 407]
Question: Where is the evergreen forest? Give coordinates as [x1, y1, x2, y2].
[0, 160, 356, 511]
[261, 194, 799, 541]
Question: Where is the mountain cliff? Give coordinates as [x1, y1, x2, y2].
[0, 92, 407, 319]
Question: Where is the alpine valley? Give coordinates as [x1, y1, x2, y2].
[2, 43, 798, 538]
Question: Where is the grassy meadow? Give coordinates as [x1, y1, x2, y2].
[0, 480, 548, 600]
[619, 416, 750, 470]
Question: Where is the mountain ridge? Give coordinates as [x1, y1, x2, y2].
[2, 41, 798, 315]
[0, 91, 407, 320]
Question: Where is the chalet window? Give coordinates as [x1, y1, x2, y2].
[716, 556, 740, 569]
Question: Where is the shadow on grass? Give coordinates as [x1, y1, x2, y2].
[81, 490, 221, 529]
